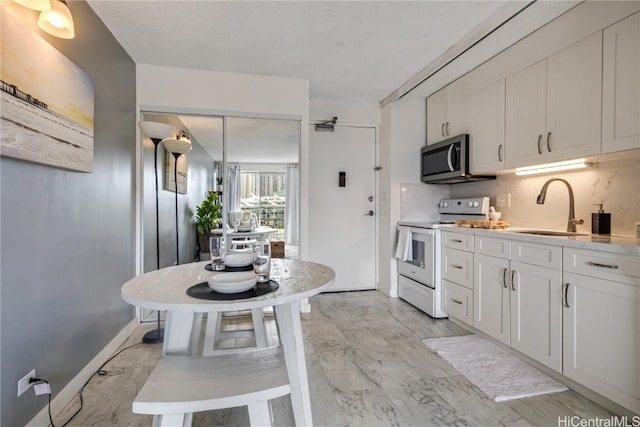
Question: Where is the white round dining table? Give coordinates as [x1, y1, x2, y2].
[121, 258, 335, 426]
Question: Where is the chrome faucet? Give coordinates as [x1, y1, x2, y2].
[536, 178, 584, 233]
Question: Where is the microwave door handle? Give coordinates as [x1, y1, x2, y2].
[447, 144, 455, 172]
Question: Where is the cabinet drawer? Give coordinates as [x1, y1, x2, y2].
[564, 248, 640, 285]
[442, 231, 474, 251]
[442, 279, 473, 325]
[475, 235, 511, 259]
[511, 240, 562, 269]
[442, 247, 474, 289]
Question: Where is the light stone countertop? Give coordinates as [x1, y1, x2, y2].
[440, 226, 640, 256]
[121, 258, 336, 312]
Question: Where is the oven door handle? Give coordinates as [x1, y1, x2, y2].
[447, 144, 455, 172]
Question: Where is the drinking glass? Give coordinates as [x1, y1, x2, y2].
[253, 240, 271, 283]
[229, 210, 242, 231]
[209, 236, 226, 271]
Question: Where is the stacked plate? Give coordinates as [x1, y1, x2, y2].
[207, 271, 257, 293]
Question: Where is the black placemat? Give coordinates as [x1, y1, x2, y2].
[186, 280, 279, 301]
[204, 263, 253, 272]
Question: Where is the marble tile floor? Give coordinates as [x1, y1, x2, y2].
[54, 291, 613, 426]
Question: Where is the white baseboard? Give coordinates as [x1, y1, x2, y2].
[26, 318, 138, 427]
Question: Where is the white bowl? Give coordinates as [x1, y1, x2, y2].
[207, 272, 257, 293]
[225, 252, 254, 267]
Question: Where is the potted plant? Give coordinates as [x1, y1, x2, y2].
[195, 191, 222, 254]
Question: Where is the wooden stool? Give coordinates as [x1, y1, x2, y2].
[133, 347, 290, 427]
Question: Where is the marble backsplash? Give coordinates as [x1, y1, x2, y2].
[448, 157, 640, 236]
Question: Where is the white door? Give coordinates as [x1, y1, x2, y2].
[308, 125, 376, 291]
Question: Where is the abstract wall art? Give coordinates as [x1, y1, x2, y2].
[0, 8, 95, 172]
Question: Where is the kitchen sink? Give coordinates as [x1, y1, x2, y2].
[511, 230, 589, 237]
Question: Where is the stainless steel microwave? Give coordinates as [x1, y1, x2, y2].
[420, 134, 494, 184]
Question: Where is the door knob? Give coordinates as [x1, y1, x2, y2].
[364, 210, 374, 216]
[368, 196, 374, 202]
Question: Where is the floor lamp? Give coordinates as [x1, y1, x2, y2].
[138, 120, 175, 344]
[163, 130, 192, 265]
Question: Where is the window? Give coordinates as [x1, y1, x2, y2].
[240, 172, 286, 233]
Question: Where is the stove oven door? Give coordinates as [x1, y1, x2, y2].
[397, 228, 435, 287]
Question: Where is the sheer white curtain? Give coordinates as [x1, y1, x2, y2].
[227, 165, 241, 226]
[285, 165, 299, 245]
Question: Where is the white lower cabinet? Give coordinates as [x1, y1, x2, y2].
[474, 253, 510, 345]
[442, 279, 473, 325]
[510, 260, 562, 372]
[444, 231, 640, 412]
[563, 272, 640, 413]
[473, 237, 562, 372]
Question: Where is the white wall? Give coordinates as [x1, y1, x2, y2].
[379, 96, 448, 297]
[310, 99, 380, 125]
[136, 65, 310, 258]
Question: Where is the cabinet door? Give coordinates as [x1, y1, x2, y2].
[563, 272, 640, 413]
[446, 75, 468, 137]
[469, 79, 506, 174]
[602, 12, 640, 153]
[510, 261, 562, 372]
[505, 60, 547, 168]
[427, 89, 447, 145]
[546, 32, 602, 162]
[474, 254, 510, 345]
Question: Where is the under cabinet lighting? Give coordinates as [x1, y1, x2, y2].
[514, 159, 593, 176]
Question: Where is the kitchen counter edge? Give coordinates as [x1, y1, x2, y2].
[440, 227, 640, 256]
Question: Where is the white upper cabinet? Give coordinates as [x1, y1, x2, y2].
[426, 89, 447, 145]
[545, 31, 602, 162]
[469, 79, 506, 174]
[505, 32, 602, 168]
[426, 75, 468, 145]
[602, 12, 640, 153]
[505, 60, 547, 168]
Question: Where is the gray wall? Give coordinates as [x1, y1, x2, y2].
[142, 115, 216, 272]
[0, 2, 137, 426]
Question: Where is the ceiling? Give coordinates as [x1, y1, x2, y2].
[107, 1, 578, 163]
[87, 0, 516, 103]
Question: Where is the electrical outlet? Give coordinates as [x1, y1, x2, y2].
[18, 369, 36, 397]
[496, 193, 511, 208]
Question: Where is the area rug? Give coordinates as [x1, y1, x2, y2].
[423, 335, 568, 402]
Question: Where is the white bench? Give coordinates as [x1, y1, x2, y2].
[133, 346, 290, 427]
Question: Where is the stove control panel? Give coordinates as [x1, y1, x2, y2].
[438, 197, 490, 215]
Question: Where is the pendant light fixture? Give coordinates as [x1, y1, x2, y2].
[37, 0, 75, 39]
[14, 0, 51, 11]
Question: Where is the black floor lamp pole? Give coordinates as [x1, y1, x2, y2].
[142, 139, 164, 344]
[172, 152, 181, 265]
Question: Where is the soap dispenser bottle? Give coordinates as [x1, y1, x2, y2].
[591, 204, 611, 235]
